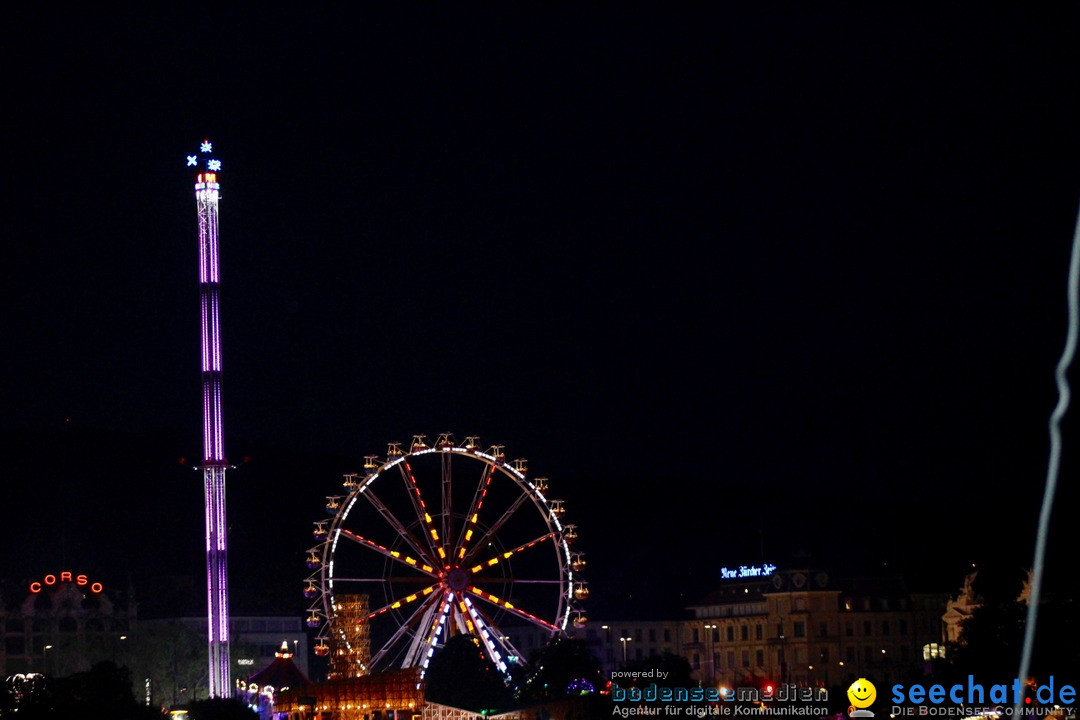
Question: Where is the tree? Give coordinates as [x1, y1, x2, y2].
[424, 634, 514, 713]
[125, 621, 208, 708]
[622, 652, 693, 688]
[517, 637, 602, 703]
[186, 698, 259, 720]
[16, 662, 162, 719]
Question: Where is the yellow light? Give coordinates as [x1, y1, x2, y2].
[503, 551, 513, 558]
[458, 548, 466, 558]
[390, 551, 400, 558]
[465, 529, 473, 541]
[425, 513, 432, 523]
[471, 513, 478, 523]
[422, 564, 434, 572]
[438, 547, 446, 558]
[430, 529, 439, 540]
[391, 601, 401, 609]
[406, 556, 417, 565]
[422, 586, 434, 594]
[471, 564, 482, 573]
[406, 594, 417, 602]
[487, 558, 498, 566]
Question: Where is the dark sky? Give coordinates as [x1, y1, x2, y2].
[2, 5, 1079, 618]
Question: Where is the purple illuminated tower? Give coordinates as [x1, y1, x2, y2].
[189, 140, 231, 696]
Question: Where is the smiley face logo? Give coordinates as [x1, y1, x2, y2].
[847, 678, 877, 710]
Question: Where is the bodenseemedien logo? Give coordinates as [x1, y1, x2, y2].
[849, 678, 878, 718]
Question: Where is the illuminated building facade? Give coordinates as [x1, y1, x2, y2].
[0, 571, 134, 678]
[684, 568, 947, 688]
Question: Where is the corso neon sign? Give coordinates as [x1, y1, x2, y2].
[29, 572, 103, 594]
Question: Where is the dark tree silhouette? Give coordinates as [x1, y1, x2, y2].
[517, 637, 602, 702]
[425, 634, 514, 713]
[186, 698, 260, 719]
[13, 661, 161, 719]
[622, 652, 694, 688]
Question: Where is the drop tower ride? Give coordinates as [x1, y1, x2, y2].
[189, 139, 231, 696]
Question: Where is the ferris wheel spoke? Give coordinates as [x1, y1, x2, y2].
[359, 582, 441, 624]
[397, 460, 447, 564]
[458, 594, 518, 674]
[462, 490, 532, 565]
[338, 529, 439, 578]
[452, 462, 495, 561]
[466, 532, 556, 575]
[465, 586, 561, 633]
[415, 593, 455, 678]
[440, 449, 453, 559]
[367, 590, 445, 671]
[358, 485, 435, 564]
[462, 598, 528, 667]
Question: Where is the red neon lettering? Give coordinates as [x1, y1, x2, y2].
[30, 582, 42, 593]
[60, 571, 72, 583]
[91, 583, 103, 593]
[76, 574, 88, 586]
[44, 574, 56, 586]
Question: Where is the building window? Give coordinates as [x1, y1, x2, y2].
[819, 646, 829, 662]
[794, 597, 806, 611]
[793, 621, 805, 638]
[712, 627, 719, 642]
[882, 621, 890, 636]
[635, 629, 642, 642]
[863, 621, 872, 636]
[845, 647, 855, 663]
[742, 650, 750, 667]
[756, 649, 765, 667]
[923, 643, 945, 660]
[845, 621, 853, 637]
[664, 628, 671, 642]
[727, 626, 735, 642]
[649, 628, 656, 643]
[692, 628, 699, 643]
[727, 651, 735, 668]
[741, 625, 749, 641]
[819, 622, 828, 637]
[693, 653, 700, 670]
[755, 624, 763, 640]
[899, 620, 908, 635]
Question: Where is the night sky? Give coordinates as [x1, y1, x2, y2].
[2, 5, 1079, 620]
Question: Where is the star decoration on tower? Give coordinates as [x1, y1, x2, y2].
[200, 140, 213, 153]
[187, 155, 198, 166]
[207, 159, 222, 171]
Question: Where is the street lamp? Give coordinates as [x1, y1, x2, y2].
[619, 636, 632, 665]
[43, 645, 53, 675]
[703, 624, 717, 685]
[602, 625, 614, 672]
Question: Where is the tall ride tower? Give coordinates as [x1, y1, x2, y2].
[189, 139, 231, 696]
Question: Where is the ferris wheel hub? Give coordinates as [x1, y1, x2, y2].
[446, 568, 471, 592]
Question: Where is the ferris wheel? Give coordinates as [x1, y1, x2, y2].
[304, 434, 587, 680]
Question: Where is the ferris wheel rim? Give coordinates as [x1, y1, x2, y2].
[305, 436, 583, 677]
